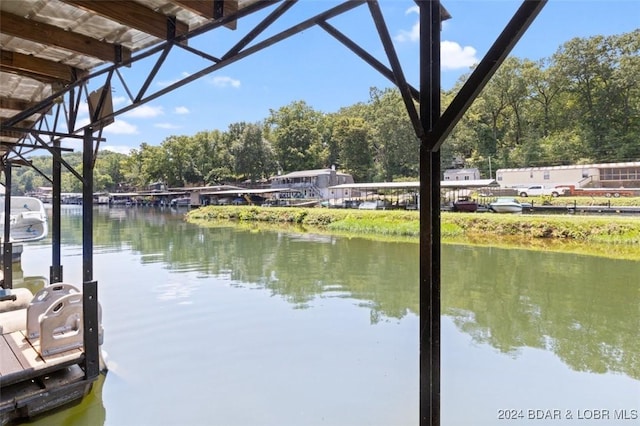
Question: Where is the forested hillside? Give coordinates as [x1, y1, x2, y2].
[9, 31, 639, 194]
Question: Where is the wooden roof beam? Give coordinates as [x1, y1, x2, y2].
[63, 0, 190, 41]
[1, 50, 87, 83]
[0, 128, 28, 139]
[2, 119, 36, 129]
[0, 142, 16, 154]
[171, 0, 238, 29]
[0, 11, 131, 64]
[0, 97, 52, 115]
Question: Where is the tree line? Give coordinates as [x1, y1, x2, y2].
[9, 31, 639, 194]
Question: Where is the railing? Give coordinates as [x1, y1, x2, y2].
[577, 175, 594, 188]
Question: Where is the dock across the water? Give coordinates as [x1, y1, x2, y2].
[525, 203, 640, 215]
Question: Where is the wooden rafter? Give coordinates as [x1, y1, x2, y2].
[0, 11, 131, 64]
[1, 119, 36, 129]
[0, 50, 87, 83]
[0, 118, 37, 144]
[0, 129, 26, 139]
[171, 0, 238, 29]
[63, 0, 190, 41]
[0, 97, 52, 114]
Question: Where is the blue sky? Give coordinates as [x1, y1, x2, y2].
[93, 0, 639, 155]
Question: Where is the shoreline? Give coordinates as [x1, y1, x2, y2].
[186, 206, 640, 260]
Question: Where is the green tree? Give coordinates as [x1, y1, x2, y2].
[191, 130, 234, 184]
[161, 136, 190, 187]
[552, 30, 640, 162]
[120, 148, 146, 190]
[265, 101, 325, 173]
[523, 58, 564, 139]
[139, 143, 168, 187]
[232, 123, 277, 182]
[366, 87, 419, 181]
[95, 150, 127, 191]
[331, 116, 373, 182]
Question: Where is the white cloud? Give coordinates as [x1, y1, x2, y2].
[78, 102, 90, 117]
[441, 40, 478, 70]
[174, 106, 190, 115]
[101, 145, 135, 155]
[104, 119, 139, 135]
[394, 6, 420, 42]
[406, 5, 419, 15]
[157, 71, 191, 87]
[393, 5, 478, 71]
[112, 96, 129, 107]
[75, 117, 90, 129]
[395, 22, 419, 43]
[154, 122, 181, 129]
[125, 104, 164, 118]
[210, 76, 241, 88]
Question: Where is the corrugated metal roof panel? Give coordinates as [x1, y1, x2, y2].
[0, 0, 251, 152]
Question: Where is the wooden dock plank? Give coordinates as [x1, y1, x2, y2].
[4, 331, 40, 370]
[0, 331, 84, 387]
[28, 331, 84, 365]
[0, 334, 23, 377]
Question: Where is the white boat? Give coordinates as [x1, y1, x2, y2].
[0, 196, 49, 242]
[489, 197, 523, 214]
[358, 200, 387, 210]
[169, 196, 191, 207]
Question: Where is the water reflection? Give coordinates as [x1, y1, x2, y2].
[442, 244, 639, 381]
[6, 261, 47, 294]
[58, 206, 639, 381]
[61, 206, 420, 319]
[19, 206, 637, 425]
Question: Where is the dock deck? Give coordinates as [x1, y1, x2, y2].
[1, 328, 84, 387]
[0, 306, 96, 425]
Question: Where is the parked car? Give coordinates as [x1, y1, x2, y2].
[517, 185, 564, 197]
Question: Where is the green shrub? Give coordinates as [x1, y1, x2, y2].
[187, 206, 640, 245]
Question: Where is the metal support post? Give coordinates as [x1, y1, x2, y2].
[419, 1, 441, 425]
[2, 161, 13, 289]
[50, 141, 63, 283]
[82, 127, 100, 379]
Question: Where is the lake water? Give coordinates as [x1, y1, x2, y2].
[14, 206, 640, 426]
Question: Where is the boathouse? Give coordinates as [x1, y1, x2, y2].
[0, 1, 548, 424]
[270, 168, 355, 200]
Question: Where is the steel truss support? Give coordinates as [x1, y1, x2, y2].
[50, 139, 63, 284]
[419, 2, 442, 424]
[418, 2, 547, 426]
[2, 0, 282, 132]
[0, 0, 548, 422]
[82, 127, 100, 380]
[3, 0, 424, 162]
[2, 161, 13, 289]
[3, 1, 376, 154]
[427, 0, 547, 151]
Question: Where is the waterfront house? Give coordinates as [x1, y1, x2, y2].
[496, 161, 640, 189]
[270, 169, 355, 200]
[443, 168, 480, 181]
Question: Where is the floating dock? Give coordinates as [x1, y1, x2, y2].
[0, 332, 91, 423]
[0, 285, 102, 425]
[526, 204, 640, 215]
